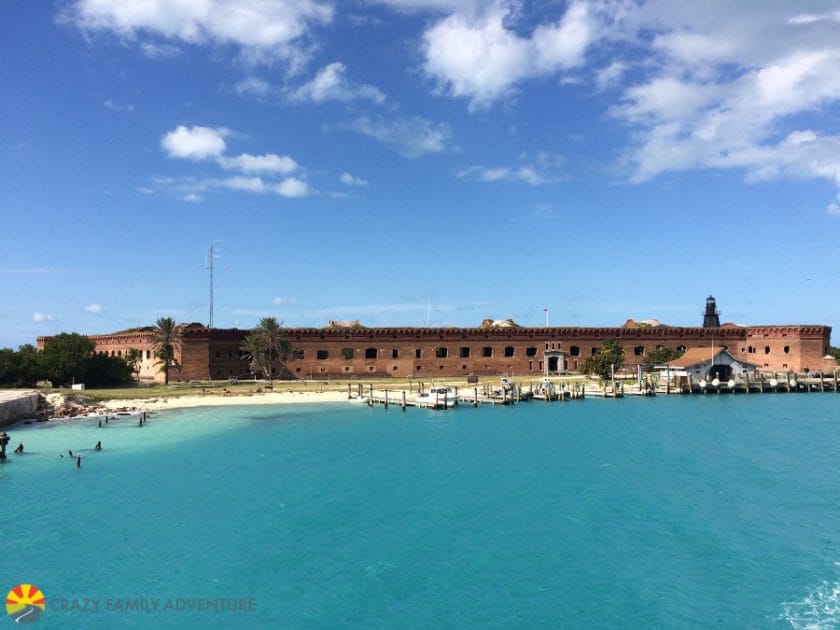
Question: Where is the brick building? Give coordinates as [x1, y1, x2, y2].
[37, 314, 835, 383]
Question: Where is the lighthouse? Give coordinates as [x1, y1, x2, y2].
[703, 295, 720, 328]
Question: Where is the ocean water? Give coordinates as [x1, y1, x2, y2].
[2, 395, 839, 628]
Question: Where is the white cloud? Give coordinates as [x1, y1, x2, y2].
[371, 0, 482, 12]
[827, 202, 840, 216]
[84, 303, 104, 314]
[216, 175, 309, 197]
[161, 125, 228, 160]
[33, 312, 54, 323]
[220, 176, 270, 193]
[347, 115, 450, 157]
[595, 61, 627, 90]
[140, 42, 180, 59]
[291, 62, 385, 104]
[235, 76, 272, 97]
[789, 11, 840, 26]
[272, 296, 298, 305]
[457, 152, 565, 186]
[599, 2, 840, 206]
[340, 172, 369, 187]
[216, 153, 298, 174]
[65, 0, 333, 65]
[422, 1, 593, 109]
[103, 99, 134, 112]
[275, 178, 308, 197]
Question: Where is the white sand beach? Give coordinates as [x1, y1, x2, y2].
[100, 389, 350, 413]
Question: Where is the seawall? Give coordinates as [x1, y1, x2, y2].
[0, 391, 40, 427]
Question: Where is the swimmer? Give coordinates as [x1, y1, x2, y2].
[94, 441, 102, 451]
[14, 443, 23, 454]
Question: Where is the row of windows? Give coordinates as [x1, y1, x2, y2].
[215, 343, 693, 362]
[304, 346, 541, 361]
[744, 345, 790, 354]
[99, 349, 152, 359]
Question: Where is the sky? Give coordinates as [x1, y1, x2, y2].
[2, 0, 840, 349]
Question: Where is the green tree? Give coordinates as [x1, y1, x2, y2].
[39, 333, 96, 386]
[83, 353, 133, 387]
[240, 333, 269, 380]
[0, 347, 27, 386]
[644, 345, 685, 370]
[579, 339, 625, 380]
[829, 347, 840, 365]
[151, 317, 180, 385]
[242, 317, 294, 382]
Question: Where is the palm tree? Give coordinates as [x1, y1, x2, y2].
[151, 316, 180, 385]
[242, 318, 294, 384]
[124, 347, 142, 382]
[240, 333, 268, 381]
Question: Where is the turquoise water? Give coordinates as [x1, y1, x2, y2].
[2, 395, 839, 628]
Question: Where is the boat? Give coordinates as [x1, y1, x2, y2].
[414, 386, 458, 408]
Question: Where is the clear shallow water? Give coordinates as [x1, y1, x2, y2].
[2, 395, 839, 628]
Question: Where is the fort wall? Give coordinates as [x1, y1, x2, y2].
[39, 322, 834, 382]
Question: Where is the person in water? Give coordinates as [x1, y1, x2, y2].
[94, 441, 102, 451]
[14, 443, 23, 454]
[68, 449, 74, 457]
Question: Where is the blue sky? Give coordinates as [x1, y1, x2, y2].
[2, 0, 840, 349]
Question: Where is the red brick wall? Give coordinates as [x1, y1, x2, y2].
[38, 323, 835, 382]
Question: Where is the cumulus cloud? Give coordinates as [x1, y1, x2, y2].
[84, 303, 104, 314]
[290, 62, 386, 104]
[158, 124, 310, 198]
[216, 153, 298, 174]
[340, 172, 369, 187]
[64, 0, 333, 65]
[422, 1, 593, 109]
[161, 125, 228, 160]
[597, 1, 840, 206]
[33, 312, 54, 323]
[217, 175, 308, 197]
[275, 177, 308, 197]
[347, 115, 450, 158]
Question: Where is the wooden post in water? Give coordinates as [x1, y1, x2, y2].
[348, 384, 352, 399]
[368, 384, 373, 407]
[402, 390, 407, 412]
[473, 387, 478, 408]
[384, 390, 389, 410]
[76, 456, 81, 468]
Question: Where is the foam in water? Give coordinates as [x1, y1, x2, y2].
[779, 563, 840, 629]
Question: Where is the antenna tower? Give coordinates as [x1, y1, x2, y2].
[206, 241, 220, 329]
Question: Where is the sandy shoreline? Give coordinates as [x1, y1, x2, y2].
[100, 390, 350, 413]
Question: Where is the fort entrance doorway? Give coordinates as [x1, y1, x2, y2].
[544, 351, 566, 375]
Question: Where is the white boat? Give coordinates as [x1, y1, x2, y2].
[414, 386, 458, 408]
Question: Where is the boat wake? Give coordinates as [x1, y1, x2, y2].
[778, 564, 840, 629]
